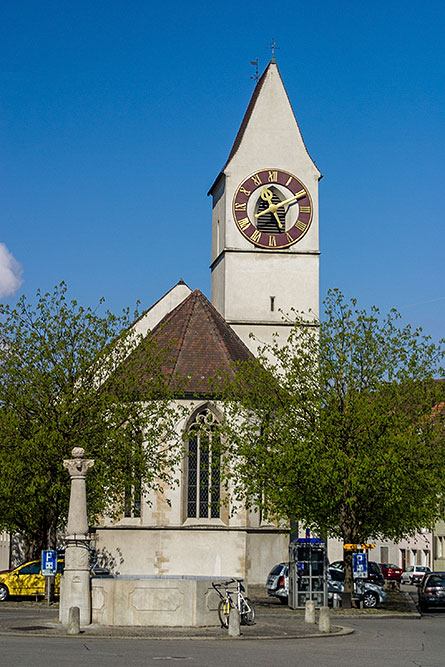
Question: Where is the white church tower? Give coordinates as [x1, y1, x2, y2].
[209, 59, 321, 354]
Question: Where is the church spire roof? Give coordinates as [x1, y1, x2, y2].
[223, 61, 272, 169]
[209, 60, 320, 195]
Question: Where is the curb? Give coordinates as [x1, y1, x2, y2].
[331, 612, 421, 620]
[0, 624, 355, 641]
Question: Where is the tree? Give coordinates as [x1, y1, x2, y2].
[218, 290, 445, 606]
[0, 283, 182, 560]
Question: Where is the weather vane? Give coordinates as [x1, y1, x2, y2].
[268, 38, 279, 62]
[250, 58, 259, 82]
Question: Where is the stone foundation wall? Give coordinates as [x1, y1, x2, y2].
[92, 576, 224, 627]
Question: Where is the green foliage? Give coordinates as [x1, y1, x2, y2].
[0, 283, 182, 558]
[218, 289, 445, 547]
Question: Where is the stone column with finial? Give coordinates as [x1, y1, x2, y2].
[59, 447, 95, 626]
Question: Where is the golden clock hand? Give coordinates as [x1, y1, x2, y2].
[274, 191, 307, 209]
[254, 187, 284, 229]
[272, 210, 283, 230]
[275, 195, 298, 208]
[256, 188, 307, 218]
[255, 187, 279, 218]
[260, 186, 274, 206]
[255, 207, 276, 219]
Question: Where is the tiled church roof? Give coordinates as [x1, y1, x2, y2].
[125, 289, 254, 397]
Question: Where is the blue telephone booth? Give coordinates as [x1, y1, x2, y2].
[288, 538, 327, 609]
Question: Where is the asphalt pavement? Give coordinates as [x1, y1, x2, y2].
[0, 585, 420, 641]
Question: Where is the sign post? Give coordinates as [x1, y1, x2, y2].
[41, 550, 57, 605]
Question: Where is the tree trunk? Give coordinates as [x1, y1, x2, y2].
[23, 517, 59, 562]
[339, 510, 357, 609]
[23, 536, 43, 562]
[343, 548, 354, 609]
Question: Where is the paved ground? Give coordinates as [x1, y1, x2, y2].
[0, 585, 419, 640]
[2, 615, 445, 667]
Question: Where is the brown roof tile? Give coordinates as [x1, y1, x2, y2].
[124, 290, 253, 397]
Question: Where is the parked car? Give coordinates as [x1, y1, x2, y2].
[327, 567, 386, 608]
[265, 562, 386, 608]
[418, 572, 445, 611]
[266, 562, 288, 604]
[401, 565, 431, 585]
[329, 560, 385, 588]
[0, 558, 111, 602]
[380, 563, 403, 582]
[0, 559, 64, 601]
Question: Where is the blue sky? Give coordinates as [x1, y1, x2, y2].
[1, 1, 444, 341]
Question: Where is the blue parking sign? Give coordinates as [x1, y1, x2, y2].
[353, 552, 368, 579]
[41, 550, 57, 576]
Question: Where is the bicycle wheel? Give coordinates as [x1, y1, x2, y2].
[240, 597, 255, 625]
[218, 598, 231, 628]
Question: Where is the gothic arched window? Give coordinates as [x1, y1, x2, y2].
[186, 408, 221, 519]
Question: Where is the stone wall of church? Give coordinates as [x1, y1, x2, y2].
[93, 526, 287, 584]
[94, 398, 289, 583]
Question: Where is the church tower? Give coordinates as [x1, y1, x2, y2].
[209, 60, 321, 354]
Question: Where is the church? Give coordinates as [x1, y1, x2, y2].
[93, 58, 322, 584]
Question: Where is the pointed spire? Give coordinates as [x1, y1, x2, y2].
[209, 60, 320, 195]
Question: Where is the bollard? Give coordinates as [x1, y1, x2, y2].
[333, 593, 340, 609]
[228, 606, 241, 637]
[305, 599, 316, 624]
[67, 606, 80, 635]
[319, 606, 331, 633]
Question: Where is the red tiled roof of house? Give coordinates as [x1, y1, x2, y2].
[124, 289, 254, 397]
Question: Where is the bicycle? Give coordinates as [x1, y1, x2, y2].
[212, 578, 255, 628]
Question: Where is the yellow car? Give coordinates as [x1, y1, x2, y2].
[0, 559, 64, 601]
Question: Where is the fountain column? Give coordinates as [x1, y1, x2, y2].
[59, 447, 95, 626]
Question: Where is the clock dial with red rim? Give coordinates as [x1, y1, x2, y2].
[232, 169, 313, 249]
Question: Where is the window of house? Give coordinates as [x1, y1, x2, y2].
[186, 408, 221, 519]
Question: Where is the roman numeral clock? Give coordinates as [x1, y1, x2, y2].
[209, 59, 320, 356]
[232, 169, 312, 249]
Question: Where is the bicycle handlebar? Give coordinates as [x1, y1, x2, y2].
[212, 578, 244, 587]
[212, 578, 246, 595]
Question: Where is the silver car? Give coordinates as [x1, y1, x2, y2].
[328, 566, 386, 608]
[266, 563, 386, 609]
[266, 562, 288, 604]
[401, 565, 431, 585]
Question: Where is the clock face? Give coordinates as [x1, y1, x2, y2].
[232, 168, 313, 249]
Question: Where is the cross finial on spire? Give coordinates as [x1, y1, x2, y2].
[268, 38, 279, 63]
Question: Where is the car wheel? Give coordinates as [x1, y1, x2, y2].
[362, 591, 378, 608]
[410, 576, 415, 585]
[279, 597, 288, 605]
[0, 584, 9, 602]
[419, 601, 428, 613]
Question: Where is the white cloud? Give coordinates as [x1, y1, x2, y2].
[0, 243, 23, 298]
